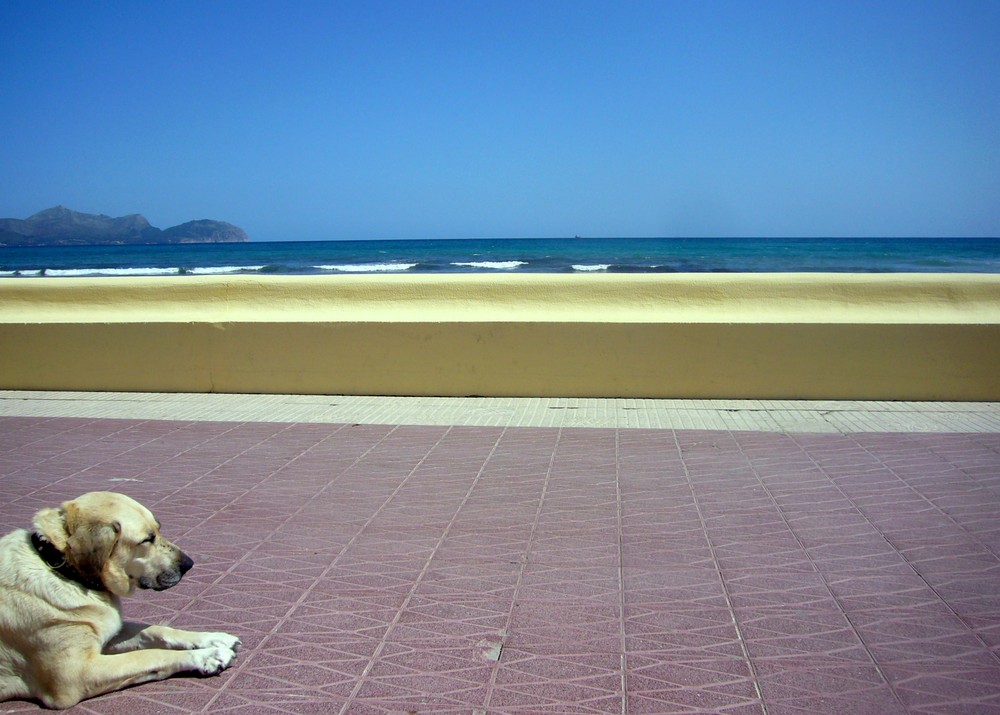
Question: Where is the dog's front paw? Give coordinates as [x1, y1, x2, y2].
[201, 632, 242, 652]
[193, 645, 238, 676]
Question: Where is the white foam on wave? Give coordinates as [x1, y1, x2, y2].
[188, 265, 265, 275]
[314, 263, 418, 273]
[44, 267, 182, 277]
[572, 264, 611, 272]
[451, 261, 527, 270]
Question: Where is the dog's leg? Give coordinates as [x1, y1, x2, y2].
[1, 676, 31, 705]
[105, 622, 241, 654]
[33, 646, 238, 709]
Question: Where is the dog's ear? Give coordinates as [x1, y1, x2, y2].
[63, 503, 125, 593]
[33, 506, 70, 551]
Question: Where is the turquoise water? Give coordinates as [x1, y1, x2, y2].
[1, 237, 999, 276]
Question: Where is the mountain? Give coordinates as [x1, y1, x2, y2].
[160, 219, 248, 243]
[0, 206, 249, 246]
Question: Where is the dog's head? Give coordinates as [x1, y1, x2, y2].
[32, 491, 193, 596]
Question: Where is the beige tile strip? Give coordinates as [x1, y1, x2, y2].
[1, 390, 998, 433]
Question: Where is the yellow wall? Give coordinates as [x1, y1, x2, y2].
[2, 274, 999, 399]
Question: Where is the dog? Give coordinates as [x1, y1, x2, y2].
[0, 492, 241, 709]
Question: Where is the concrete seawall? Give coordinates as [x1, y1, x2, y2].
[2, 274, 999, 399]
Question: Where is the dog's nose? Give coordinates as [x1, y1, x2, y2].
[179, 551, 194, 575]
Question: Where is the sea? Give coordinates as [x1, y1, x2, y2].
[1, 237, 999, 277]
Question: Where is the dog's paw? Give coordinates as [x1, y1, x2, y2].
[200, 632, 242, 652]
[192, 645, 238, 676]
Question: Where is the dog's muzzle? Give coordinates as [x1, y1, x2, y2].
[139, 551, 194, 591]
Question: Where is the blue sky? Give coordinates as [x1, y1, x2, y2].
[1, 1, 998, 241]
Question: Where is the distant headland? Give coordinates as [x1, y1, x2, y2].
[0, 206, 249, 246]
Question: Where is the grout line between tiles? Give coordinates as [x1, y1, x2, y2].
[199, 423, 409, 712]
[671, 430, 769, 715]
[480, 428, 561, 713]
[737, 430, 911, 712]
[337, 426, 508, 714]
[614, 429, 627, 715]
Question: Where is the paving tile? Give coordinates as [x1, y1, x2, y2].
[486, 649, 625, 714]
[627, 651, 761, 703]
[753, 659, 907, 714]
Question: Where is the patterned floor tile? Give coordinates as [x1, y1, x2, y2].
[626, 652, 762, 713]
[487, 649, 625, 714]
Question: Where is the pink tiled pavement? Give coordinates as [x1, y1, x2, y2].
[1, 416, 999, 713]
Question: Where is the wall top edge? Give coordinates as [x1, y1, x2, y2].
[2, 273, 999, 325]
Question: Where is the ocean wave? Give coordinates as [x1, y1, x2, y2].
[3, 237, 997, 278]
[44, 267, 182, 277]
[187, 265, 265, 275]
[314, 263, 418, 273]
[608, 264, 679, 273]
[451, 261, 527, 270]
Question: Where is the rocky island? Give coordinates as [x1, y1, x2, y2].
[0, 206, 249, 246]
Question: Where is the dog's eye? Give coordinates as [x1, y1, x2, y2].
[141, 534, 156, 545]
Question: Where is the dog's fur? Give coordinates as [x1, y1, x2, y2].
[0, 492, 240, 709]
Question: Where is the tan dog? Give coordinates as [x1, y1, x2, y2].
[0, 492, 241, 709]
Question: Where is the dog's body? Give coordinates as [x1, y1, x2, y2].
[0, 492, 240, 709]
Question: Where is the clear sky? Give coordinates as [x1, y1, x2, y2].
[1, 1, 998, 241]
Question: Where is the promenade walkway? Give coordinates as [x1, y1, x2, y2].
[1, 392, 999, 714]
